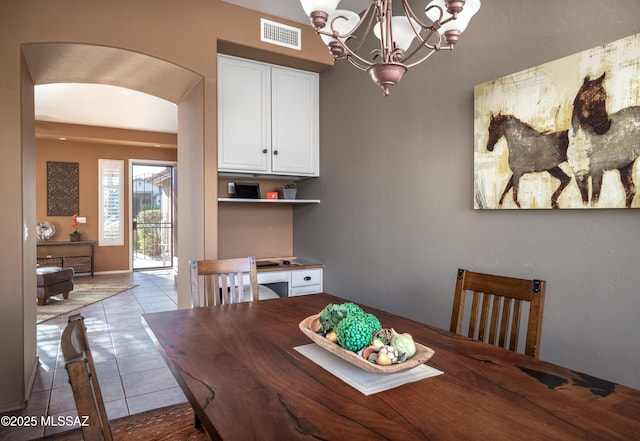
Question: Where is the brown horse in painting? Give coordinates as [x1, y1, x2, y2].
[487, 114, 571, 208]
[569, 73, 640, 207]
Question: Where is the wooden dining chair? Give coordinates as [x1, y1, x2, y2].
[61, 314, 113, 441]
[60, 314, 208, 441]
[450, 268, 546, 358]
[190, 256, 259, 307]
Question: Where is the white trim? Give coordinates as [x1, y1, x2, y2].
[128, 159, 177, 272]
[98, 159, 125, 246]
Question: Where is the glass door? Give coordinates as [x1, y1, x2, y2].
[131, 163, 175, 270]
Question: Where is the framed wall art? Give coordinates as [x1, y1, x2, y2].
[474, 33, 640, 209]
[47, 161, 79, 216]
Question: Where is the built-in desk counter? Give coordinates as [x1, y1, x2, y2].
[254, 259, 324, 297]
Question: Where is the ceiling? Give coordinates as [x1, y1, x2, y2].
[223, 0, 368, 25]
[34, 0, 369, 135]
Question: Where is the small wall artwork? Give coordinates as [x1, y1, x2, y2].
[47, 161, 79, 216]
[474, 33, 640, 209]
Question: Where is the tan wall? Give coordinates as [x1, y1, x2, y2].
[218, 178, 294, 259]
[36, 123, 177, 272]
[0, 0, 332, 410]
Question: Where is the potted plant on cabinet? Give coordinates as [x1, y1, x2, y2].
[282, 182, 297, 200]
[70, 214, 81, 241]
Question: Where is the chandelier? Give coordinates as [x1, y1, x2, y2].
[299, 0, 480, 96]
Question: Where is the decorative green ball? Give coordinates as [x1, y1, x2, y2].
[336, 313, 382, 352]
[341, 302, 364, 315]
[342, 302, 364, 316]
[318, 302, 365, 333]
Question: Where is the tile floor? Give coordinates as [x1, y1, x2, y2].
[0, 269, 185, 440]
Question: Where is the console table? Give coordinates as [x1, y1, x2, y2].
[37, 240, 95, 276]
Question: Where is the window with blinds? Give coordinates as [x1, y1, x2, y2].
[98, 159, 124, 246]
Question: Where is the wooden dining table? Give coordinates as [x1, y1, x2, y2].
[142, 293, 640, 441]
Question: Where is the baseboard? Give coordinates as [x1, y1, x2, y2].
[92, 270, 132, 275]
[25, 354, 39, 405]
[0, 400, 26, 413]
[0, 355, 37, 413]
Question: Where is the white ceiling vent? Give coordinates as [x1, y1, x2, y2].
[261, 18, 301, 51]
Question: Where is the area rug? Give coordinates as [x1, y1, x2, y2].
[41, 403, 209, 440]
[37, 283, 137, 324]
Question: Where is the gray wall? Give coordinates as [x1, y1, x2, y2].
[294, 0, 640, 389]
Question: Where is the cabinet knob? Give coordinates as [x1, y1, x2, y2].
[273, 150, 278, 155]
[304, 276, 311, 281]
[262, 149, 268, 154]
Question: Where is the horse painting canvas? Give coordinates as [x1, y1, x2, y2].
[474, 32, 640, 209]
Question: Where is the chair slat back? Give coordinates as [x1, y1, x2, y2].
[451, 268, 546, 358]
[61, 314, 113, 441]
[190, 256, 258, 307]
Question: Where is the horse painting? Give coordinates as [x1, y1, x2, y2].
[486, 113, 572, 208]
[569, 73, 640, 207]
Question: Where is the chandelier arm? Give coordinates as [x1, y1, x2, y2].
[335, 39, 375, 69]
[401, 28, 444, 65]
[401, 0, 434, 31]
[338, 4, 380, 55]
[345, 55, 372, 72]
[381, 0, 394, 62]
[396, 0, 452, 65]
[422, 2, 462, 28]
[314, 28, 375, 69]
[404, 46, 444, 69]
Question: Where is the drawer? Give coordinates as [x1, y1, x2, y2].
[256, 271, 289, 284]
[37, 257, 63, 267]
[291, 285, 322, 296]
[63, 256, 92, 273]
[291, 269, 322, 287]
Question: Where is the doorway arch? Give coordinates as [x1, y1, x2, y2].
[22, 42, 205, 308]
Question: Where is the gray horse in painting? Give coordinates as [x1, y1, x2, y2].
[569, 73, 640, 207]
[487, 113, 571, 208]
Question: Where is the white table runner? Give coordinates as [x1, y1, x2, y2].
[294, 343, 444, 396]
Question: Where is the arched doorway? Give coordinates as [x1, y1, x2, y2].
[22, 42, 204, 311]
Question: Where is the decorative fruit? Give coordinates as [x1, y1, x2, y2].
[309, 316, 322, 332]
[326, 331, 338, 343]
[391, 328, 416, 358]
[362, 345, 379, 360]
[379, 345, 398, 363]
[371, 338, 385, 349]
[376, 352, 392, 366]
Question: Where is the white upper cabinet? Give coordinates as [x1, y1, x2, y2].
[217, 55, 319, 177]
[218, 56, 270, 173]
[271, 66, 318, 175]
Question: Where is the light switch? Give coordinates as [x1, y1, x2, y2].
[77, 217, 87, 223]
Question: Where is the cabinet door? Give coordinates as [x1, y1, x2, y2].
[271, 67, 319, 176]
[218, 55, 270, 172]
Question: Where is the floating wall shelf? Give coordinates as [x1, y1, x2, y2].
[218, 198, 320, 204]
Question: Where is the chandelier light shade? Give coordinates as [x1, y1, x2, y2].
[373, 16, 421, 52]
[301, 0, 342, 28]
[300, 0, 481, 96]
